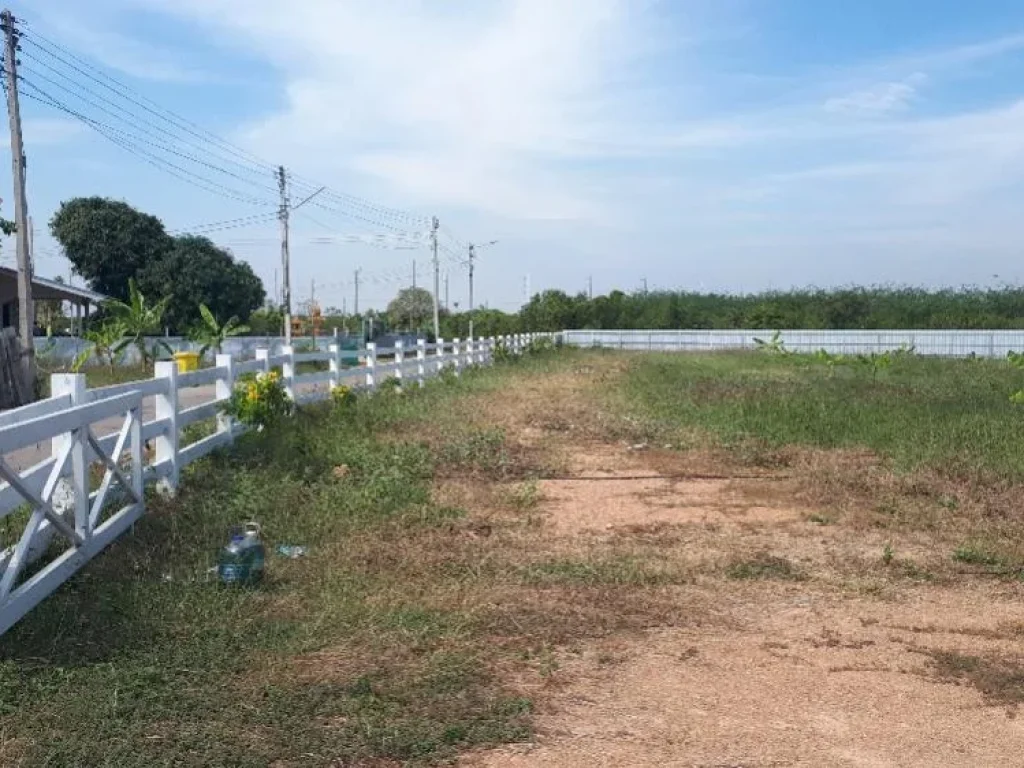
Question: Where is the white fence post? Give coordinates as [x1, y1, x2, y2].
[366, 342, 377, 390]
[395, 340, 404, 392]
[154, 360, 179, 496]
[329, 343, 341, 391]
[453, 338, 461, 377]
[488, 336, 496, 365]
[281, 345, 295, 401]
[329, 342, 342, 391]
[35, 374, 88, 559]
[436, 337, 445, 377]
[417, 339, 426, 387]
[215, 353, 235, 445]
[255, 347, 271, 377]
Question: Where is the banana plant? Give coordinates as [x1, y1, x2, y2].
[753, 330, 789, 356]
[106, 279, 172, 371]
[189, 303, 250, 356]
[72, 319, 127, 374]
[855, 351, 892, 380]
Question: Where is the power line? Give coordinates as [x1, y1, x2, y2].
[17, 51, 282, 198]
[18, 78, 271, 205]
[170, 212, 280, 236]
[20, 27, 434, 231]
[20, 30, 278, 179]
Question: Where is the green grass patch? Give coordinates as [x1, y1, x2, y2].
[725, 553, 805, 581]
[618, 351, 1024, 479]
[520, 556, 678, 587]
[953, 544, 1007, 568]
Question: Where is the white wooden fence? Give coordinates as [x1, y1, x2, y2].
[0, 333, 550, 635]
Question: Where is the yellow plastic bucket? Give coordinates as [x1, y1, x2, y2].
[174, 351, 201, 373]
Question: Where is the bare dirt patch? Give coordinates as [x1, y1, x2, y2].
[467, 587, 1024, 768]
[452, 354, 1024, 768]
[539, 474, 805, 534]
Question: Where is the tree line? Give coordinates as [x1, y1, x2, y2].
[49, 197, 1024, 338]
[440, 287, 1024, 335]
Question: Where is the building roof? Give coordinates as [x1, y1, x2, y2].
[0, 266, 109, 304]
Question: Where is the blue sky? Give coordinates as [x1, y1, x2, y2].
[6, 0, 1024, 312]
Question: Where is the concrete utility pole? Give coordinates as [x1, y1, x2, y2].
[353, 268, 361, 316]
[309, 277, 316, 341]
[466, 240, 497, 340]
[412, 259, 416, 289]
[468, 244, 475, 339]
[430, 216, 440, 339]
[444, 272, 449, 311]
[588, 275, 593, 300]
[277, 166, 292, 343]
[3, 10, 34, 397]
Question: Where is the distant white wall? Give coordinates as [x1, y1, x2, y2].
[561, 329, 1024, 358]
[34, 335, 345, 367]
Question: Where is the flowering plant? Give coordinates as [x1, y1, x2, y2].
[228, 371, 292, 428]
[331, 384, 357, 408]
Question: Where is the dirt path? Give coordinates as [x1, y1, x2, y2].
[458, 359, 1024, 768]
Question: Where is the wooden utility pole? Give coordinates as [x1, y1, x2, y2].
[3, 9, 34, 396]
[277, 166, 292, 343]
[430, 216, 440, 339]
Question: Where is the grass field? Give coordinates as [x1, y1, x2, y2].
[5, 347, 1024, 765]
[618, 351, 1024, 478]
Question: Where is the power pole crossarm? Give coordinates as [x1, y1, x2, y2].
[3, 10, 34, 397]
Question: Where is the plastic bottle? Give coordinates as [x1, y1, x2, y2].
[217, 522, 266, 585]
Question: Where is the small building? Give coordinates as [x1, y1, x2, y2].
[0, 267, 108, 336]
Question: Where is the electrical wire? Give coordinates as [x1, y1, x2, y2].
[18, 79, 272, 205]
[15, 15, 483, 288]
[19, 64, 279, 204]
[19, 27, 436, 232]
[169, 211, 280, 236]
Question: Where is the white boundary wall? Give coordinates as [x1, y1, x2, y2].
[0, 333, 551, 634]
[561, 329, 1024, 358]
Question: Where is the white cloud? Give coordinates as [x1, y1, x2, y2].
[19, 1, 212, 83]
[133, 0, 676, 220]
[824, 73, 927, 116]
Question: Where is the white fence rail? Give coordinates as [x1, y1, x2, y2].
[561, 329, 1024, 358]
[0, 333, 551, 635]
